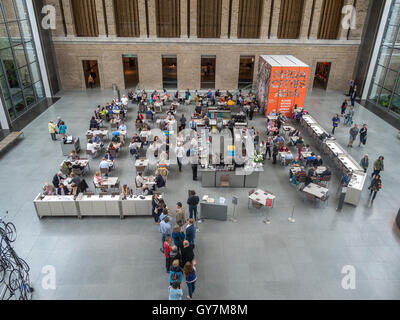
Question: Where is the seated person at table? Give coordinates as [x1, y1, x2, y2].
[43, 183, 56, 195]
[132, 133, 141, 143]
[289, 129, 300, 137]
[142, 184, 153, 195]
[112, 131, 121, 143]
[284, 152, 294, 162]
[273, 135, 284, 145]
[203, 116, 210, 127]
[109, 142, 119, 154]
[305, 153, 316, 166]
[112, 103, 119, 111]
[290, 157, 302, 167]
[99, 157, 111, 175]
[107, 108, 113, 119]
[105, 102, 111, 110]
[302, 144, 311, 152]
[93, 172, 103, 186]
[306, 166, 318, 185]
[69, 150, 79, 161]
[294, 136, 304, 148]
[268, 109, 277, 117]
[227, 98, 234, 107]
[136, 112, 144, 121]
[135, 172, 145, 187]
[195, 104, 202, 115]
[320, 166, 332, 177]
[89, 116, 99, 130]
[145, 108, 154, 120]
[118, 122, 127, 132]
[52, 171, 66, 188]
[129, 139, 140, 158]
[110, 116, 119, 126]
[69, 172, 81, 188]
[104, 151, 114, 163]
[279, 145, 289, 152]
[92, 133, 103, 148]
[155, 171, 166, 189]
[87, 139, 99, 157]
[71, 160, 85, 173]
[313, 155, 323, 167]
[57, 183, 70, 195]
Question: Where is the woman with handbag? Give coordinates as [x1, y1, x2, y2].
[368, 174, 382, 204]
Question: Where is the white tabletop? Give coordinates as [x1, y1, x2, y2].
[325, 140, 346, 155]
[102, 177, 119, 186]
[135, 159, 149, 166]
[303, 183, 328, 199]
[348, 172, 366, 190]
[249, 189, 276, 206]
[302, 115, 317, 125]
[87, 129, 108, 135]
[310, 124, 327, 136]
[338, 155, 363, 172]
[42, 195, 75, 201]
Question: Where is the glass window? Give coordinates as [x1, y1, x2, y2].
[19, 19, 31, 40]
[384, 25, 397, 46]
[0, 75, 10, 98]
[389, 3, 400, 26]
[6, 21, 22, 46]
[368, 83, 381, 102]
[373, 65, 387, 86]
[378, 88, 392, 109]
[1, 50, 20, 89]
[391, 94, 400, 115]
[13, 44, 27, 68]
[378, 46, 392, 67]
[383, 69, 398, 91]
[388, 48, 400, 70]
[18, 65, 31, 88]
[0, 23, 10, 49]
[23, 86, 35, 106]
[29, 62, 40, 83]
[24, 42, 36, 63]
[34, 81, 44, 99]
[1, 0, 18, 22]
[14, 0, 28, 20]
[12, 90, 25, 114]
[5, 97, 15, 119]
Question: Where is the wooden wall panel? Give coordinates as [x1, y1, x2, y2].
[318, 0, 344, 39]
[237, 0, 264, 38]
[114, 0, 140, 37]
[155, 0, 180, 37]
[278, 0, 304, 39]
[197, 0, 222, 38]
[71, 0, 99, 37]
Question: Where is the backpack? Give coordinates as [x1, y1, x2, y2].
[170, 272, 178, 282]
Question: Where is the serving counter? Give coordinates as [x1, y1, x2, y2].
[344, 172, 366, 206]
[34, 194, 79, 217]
[199, 166, 263, 188]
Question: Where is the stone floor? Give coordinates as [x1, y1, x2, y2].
[0, 88, 400, 300]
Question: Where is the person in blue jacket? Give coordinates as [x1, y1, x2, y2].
[185, 218, 196, 247]
[331, 114, 340, 134]
[169, 259, 183, 285]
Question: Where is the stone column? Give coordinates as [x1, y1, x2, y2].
[269, 0, 281, 39]
[230, 0, 239, 39]
[60, 0, 75, 37]
[221, 0, 230, 38]
[104, 0, 116, 37]
[309, 0, 323, 39]
[190, 0, 197, 38]
[95, 0, 106, 36]
[181, 0, 188, 37]
[339, 0, 355, 39]
[299, 0, 314, 39]
[260, 0, 272, 39]
[138, 0, 148, 37]
[147, 0, 157, 37]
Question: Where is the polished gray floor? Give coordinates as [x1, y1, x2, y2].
[1, 88, 400, 300]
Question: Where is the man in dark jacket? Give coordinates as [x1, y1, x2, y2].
[155, 173, 165, 188]
[187, 191, 200, 221]
[185, 219, 196, 247]
[52, 171, 64, 188]
[180, 240, 195, 267]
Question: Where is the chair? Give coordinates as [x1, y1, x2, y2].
[93, 182, 104, 193]
[304, 192, 316, 206]
[100, 167, 109, 177]
[72, 168, 82, 176]
[99, 192, 108, 196]
[220, 175, 230, 187]
[111, 122, 118, 130]
[84, 192, 94, 196]
[136, 165, 146, 173]
[86, 149, 97, 159]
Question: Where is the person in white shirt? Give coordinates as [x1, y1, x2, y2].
[135, 172, 145, 187]
[87, 139, 98, 157]
[99, 157, 111, 174]
[118, 122, 127, 131]
[175, 143, 185, 172]
[121, 95, 128, 106]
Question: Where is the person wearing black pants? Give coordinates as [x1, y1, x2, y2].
[191, 164, 198, 180]
[265, 137, 272, 160]
[272, 145, 278, 164]
[368, 174, 382, 204]
[187, 191, 200, 221]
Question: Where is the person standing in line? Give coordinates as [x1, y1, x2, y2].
[265, 137, 272, 160]
[331, 114, 340, 134]
[58, 121, 67, 139]
[372, 156, 384, 178]
[172, 225, 185, 247]
[341, 100, 348, 116]
[175, 143, 185, 172]
[179, 114, 186, 131]
[163, 236, 173, 273]
[272, 143, 279, 164]
[175, 202, 186, 228]
[180, 240, 195, 267]
[350, 85, 357, 106]
[347, 124, 359, 147]
[168, 281, 183, 300]
[185, 218, 196, 247]
[368, 174, 382, 205]
[48, 120, 57, 141]
[183, 260, 197, 300]
[187, 191, 199, 221]
[160, 217, 172, 253]
[358, 124, 368, 147]
[360, 155, 369, 173]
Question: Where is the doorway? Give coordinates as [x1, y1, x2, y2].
[313, 62, 331, 90]
[82, 60, 100, 89]
[238, 56, 255, 89]
[201, 56, 216, 89]
[162, 56, 177, 89]
[122, 55, 139, 89]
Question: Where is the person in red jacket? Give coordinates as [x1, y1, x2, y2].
[164, 236, 173, 273]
